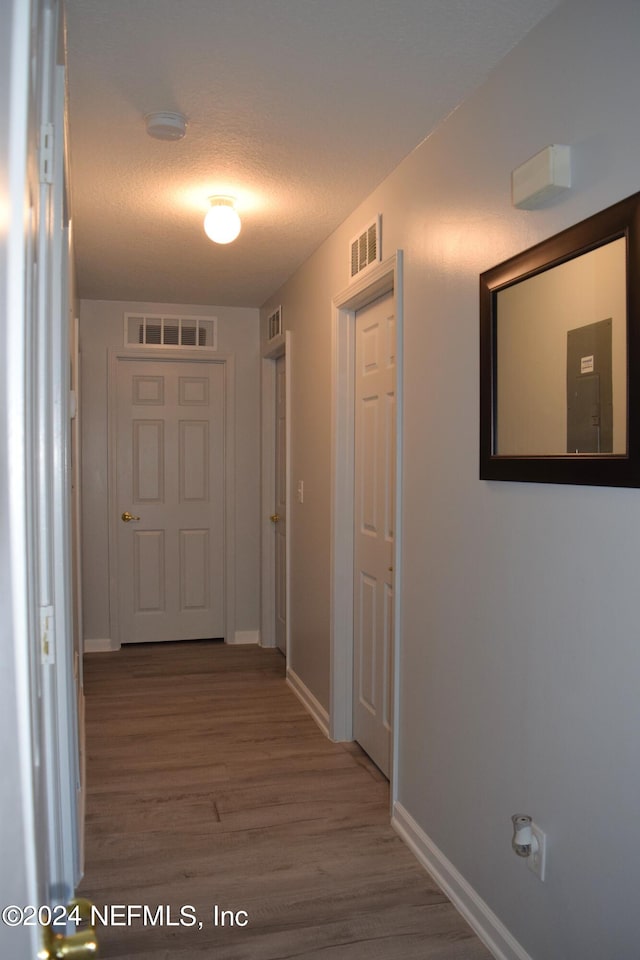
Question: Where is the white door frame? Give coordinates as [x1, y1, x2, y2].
[71, 305, 86, 871]
[3, 4, 49, 952]
[330, 252, 404, 801]
[48, 55, 82, 891]
[107, 347, 236, 647]
[260, 331, 291, 652]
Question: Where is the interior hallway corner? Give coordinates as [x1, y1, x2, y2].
[79, 641, 491, 959]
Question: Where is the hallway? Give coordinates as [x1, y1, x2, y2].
[79, 641, 491, 959]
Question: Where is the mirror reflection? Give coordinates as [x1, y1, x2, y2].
[494, 237, 627, 456]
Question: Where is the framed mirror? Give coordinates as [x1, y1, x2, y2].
[480, 191, 640, 486]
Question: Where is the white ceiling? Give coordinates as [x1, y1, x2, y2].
[65, 0, 559, 308]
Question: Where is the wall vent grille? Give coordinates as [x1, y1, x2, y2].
[349, 216, 381, 281]
[124, 313, 218, 350]
[267, 305, 283, 341]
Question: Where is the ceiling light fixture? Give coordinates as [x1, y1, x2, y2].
[204, 196, 241, 244]
[145, 111, 187, 141]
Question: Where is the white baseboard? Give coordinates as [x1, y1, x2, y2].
[84, 638, 120, 653]
[228, 629, 260, 645]
[392, 802, 532, 960]
[286, 668, 331, 739]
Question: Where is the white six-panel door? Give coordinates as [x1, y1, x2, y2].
[353, 292, 396, 777]
[115, 357, 226, 643]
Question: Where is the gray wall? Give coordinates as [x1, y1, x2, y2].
[80, 299, 261, 643]
[261, 1, 640, 956]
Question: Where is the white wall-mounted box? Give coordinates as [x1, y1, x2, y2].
[512, 144, 571, 209]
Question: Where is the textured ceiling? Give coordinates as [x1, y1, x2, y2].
[65, 0, 559, 307]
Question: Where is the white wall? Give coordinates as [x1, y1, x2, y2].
[80, 299, 261, 644]
[261, 1, 640, 956]
[0, 3, 38, 956]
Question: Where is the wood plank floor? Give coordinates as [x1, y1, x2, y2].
[79, 641, 492, 960]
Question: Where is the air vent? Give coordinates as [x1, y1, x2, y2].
[124, 313, 217, 350]
[349, 216, 381, 281]
[268, 305, 282, 341]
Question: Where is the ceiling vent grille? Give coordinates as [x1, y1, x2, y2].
[124, 313, 217, 350]
[267, 305, 282, 341]
[349, 215, 381, 282]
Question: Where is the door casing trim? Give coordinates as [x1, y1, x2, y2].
[330, 251, 404, 805]
[107, 347, 236, 647]
[260, 331, 291, 653]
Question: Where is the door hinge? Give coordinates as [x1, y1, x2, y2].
[40, 604, 55, 665]
[40, 123, 54, 184]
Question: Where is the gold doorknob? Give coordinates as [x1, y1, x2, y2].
[270, 514, 280, 523]
[41, 898, 99, 959]
[121, 511, 140, 522]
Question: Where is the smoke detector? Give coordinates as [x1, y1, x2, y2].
[145, 111, 187, 141]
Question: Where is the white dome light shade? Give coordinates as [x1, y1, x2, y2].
[204, 196, 241, 244]
[145, 111, 187, 141]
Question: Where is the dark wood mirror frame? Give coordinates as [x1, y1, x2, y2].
[480, 191, 640, 487]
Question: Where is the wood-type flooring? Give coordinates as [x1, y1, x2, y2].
[79, 640, 492, 960]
